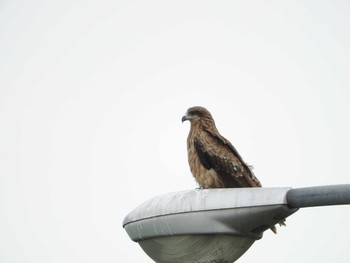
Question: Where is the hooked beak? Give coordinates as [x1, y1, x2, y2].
[181, 115, 188, 123]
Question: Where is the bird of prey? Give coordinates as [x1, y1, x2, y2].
[181, 106, 261, 189]
[182, 106, 284, 233]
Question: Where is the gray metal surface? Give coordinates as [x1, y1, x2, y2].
[124, 204, 295, 241]
[123, 188, 292, 226]
[123, 188, 297, 242]
[123, 188, 298, 263]
[287, 184, 350, 208]
[123, 185, 350, 263]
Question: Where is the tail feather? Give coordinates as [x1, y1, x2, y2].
[270, 219, 287, 234]
[270, 226, 277, 234]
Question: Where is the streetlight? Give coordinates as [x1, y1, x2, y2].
[123, 185, 350, 263]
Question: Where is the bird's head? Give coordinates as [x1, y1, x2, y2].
[182, 106, 215, 126]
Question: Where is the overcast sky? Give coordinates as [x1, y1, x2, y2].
[1, 1, 350, 262]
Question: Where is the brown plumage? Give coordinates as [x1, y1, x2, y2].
[182, 106, 285, 233]
[182, 106, 261, 188]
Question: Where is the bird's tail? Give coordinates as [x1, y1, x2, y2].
[270, 219, 286, 234]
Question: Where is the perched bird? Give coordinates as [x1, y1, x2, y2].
[182, 106, 261, 188]
[182, 106, 284, 233]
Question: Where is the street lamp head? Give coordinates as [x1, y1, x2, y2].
[123, 188, 298, 263]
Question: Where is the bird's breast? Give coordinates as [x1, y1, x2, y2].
[187, 133, 225, 188]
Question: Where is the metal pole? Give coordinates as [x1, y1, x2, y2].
[287, 184, 350, 209]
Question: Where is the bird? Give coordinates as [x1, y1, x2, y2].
[181, 106, 261, 188]
[182, 106, 285, 233]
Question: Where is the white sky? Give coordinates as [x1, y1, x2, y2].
[0, 1, 350, 262]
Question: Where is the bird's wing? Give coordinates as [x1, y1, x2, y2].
[194, 129, 261, 187]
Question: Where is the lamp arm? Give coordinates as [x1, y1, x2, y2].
[287, 184, 350, 209]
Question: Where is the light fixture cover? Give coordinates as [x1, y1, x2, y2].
[123, 188, 298, 263]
